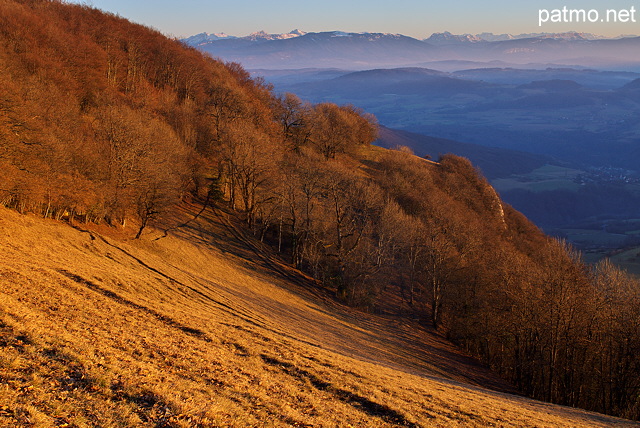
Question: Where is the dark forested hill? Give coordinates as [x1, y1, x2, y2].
[375, 126, 551, 179]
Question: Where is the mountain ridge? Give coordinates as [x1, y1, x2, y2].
[183, 30, 634, 46]
[182, 29, 640, 70]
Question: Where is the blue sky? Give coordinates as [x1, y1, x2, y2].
[72, 0, 640, 38]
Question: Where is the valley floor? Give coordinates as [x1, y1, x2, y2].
[0, 204, 636, 427]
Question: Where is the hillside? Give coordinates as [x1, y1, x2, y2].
[2, 0, 640, 424]
[1, 204, 636, 427]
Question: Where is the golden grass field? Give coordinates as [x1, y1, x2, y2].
[0, 203, 637, 427]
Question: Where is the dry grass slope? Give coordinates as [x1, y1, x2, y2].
[0, 204, 636, 427]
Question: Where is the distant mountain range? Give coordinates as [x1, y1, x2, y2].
[423, 31, 610, 45]
[182, 30, 640, 70]
[183, 29, 307, 45]
[184, 30, 624, 46]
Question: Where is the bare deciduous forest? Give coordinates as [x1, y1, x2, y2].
[1, 0, 639, 421]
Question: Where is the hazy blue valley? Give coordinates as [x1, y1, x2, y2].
[185, 30, 640, 271]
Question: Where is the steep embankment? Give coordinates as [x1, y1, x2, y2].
[0, 204, 634, 427]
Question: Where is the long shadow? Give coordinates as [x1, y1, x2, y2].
[72, 202, 515, 394]
[56, 268, 211, 342]
[170, 203, 328, 296]
[260, 354, 421, 428]
[156, 202, 517, 393]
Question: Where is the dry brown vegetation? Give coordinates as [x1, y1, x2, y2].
[0, 204, 636, 428]
[2, 0, 640, 423]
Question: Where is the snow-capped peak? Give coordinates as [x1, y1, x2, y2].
[475, 31, 613, 42]
[244, 30, 307, 41]
[181, 32, 236, 46]
[536, 31, 590, 40]
[425, 32, 483, 44]
[288, 29, 306, 37]
[476, 32, 516, 42]
[423, 31, 616, 44]
[181, 30, 306, 46]
[325, 31, 402, 40]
